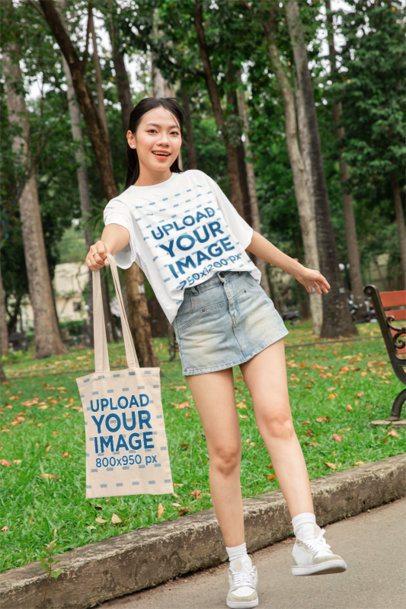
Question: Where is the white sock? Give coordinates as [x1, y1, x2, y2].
[226, 541, 250, 565]
[292, 511, 317, 540]
[225, 542, 253, 597]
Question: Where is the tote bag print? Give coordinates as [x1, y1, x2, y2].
[76, 253, 174, 498]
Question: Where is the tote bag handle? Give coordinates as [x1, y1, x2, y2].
[92, 252, 140, 372]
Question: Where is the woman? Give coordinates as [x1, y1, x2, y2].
[86, 97, 347, 609]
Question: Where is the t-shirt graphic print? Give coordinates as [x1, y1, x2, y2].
[103, 169, 262, 324]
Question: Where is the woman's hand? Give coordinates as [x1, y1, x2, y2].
[85, 240, 110, 271]
[293, 266, 331, 295]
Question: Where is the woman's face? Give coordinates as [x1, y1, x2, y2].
[127, 107, 182, 177]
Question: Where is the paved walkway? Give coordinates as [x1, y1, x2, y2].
[101, 497, 406, 609]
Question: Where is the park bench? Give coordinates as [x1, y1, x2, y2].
[364, 284, 406, 422]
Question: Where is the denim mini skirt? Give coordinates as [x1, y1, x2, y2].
[172, 270, 289, 376]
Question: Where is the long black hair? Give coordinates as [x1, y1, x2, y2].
[125, 97, 184, 189]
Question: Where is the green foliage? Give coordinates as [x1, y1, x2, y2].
[0, 323, 404, 572]
[1, 0, 403, 324]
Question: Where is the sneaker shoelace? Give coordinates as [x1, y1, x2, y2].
[229, 563, 256, 591]
[299, 527, 333, 557]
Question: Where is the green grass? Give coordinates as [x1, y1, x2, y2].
[0, 320, 404, 573]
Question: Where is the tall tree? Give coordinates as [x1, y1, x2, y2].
[3, 0, 66, 358]
[285, 0, 356, 338]
[38, 0, 157, 367]
[234, 67, 273, 295]
[105, 2, 159, 365]
[325, 0, 367, 315]
[194, 0, 245, 216]
[336, 0, 406, 289]
[261, 3, 323, 333]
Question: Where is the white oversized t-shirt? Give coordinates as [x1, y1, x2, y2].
[103, 169, 262, 324]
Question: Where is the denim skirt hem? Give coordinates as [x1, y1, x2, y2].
[173, 270, 289, 377]
[181, 329, 289, 376]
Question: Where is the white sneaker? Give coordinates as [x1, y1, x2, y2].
[226, 555, 259, 608]
[291, 523, 348, 576]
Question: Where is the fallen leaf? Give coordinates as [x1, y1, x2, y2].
[175, 401, 190, 409]
[40, 473, 59, 480]
[387, 429, 399, 438]
[346, 404, 353, 412]
[111, 513, 122, 524]
[332, 434, 342, 442]
[324, 462, 337, 470]
[0, 460, 11, 467]
[95, 516, 107, 524]
[157, 503, 165, 518]
[190, 489, 202, 500]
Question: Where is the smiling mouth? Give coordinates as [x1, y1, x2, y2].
[152, 151, 171, 157]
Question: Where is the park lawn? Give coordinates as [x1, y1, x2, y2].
[0, 320, 404, 573]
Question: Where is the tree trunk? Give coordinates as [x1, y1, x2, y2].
[180, 86, 198, 169]
[391, 173, 406, 289]
[0, 253, 8, 357]
[106, 5, 160, 364]
[194, 1, 245, 216]
[106, 1, 132, 134]
[89, 5, 117, 343]
[39, 0, 155, 366]
[263, 5, 322, 332]
[3, 3, 66, 358]
[57, 0, 94, 345]
[285, 0, 356, 338]
[234, 70, 274, 297]
[325, 0, 367, 318]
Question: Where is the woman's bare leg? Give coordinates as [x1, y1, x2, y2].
[185, 367, 245, 547]
[239, 338, 314, 517]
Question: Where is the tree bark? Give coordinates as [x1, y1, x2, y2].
[180, 86, 198, 169]
[263, 5, 322, 333]
[194, 0, 245, 216]
[57, 0, 94, 345]
[39, 0, 156, 366]
[106, 5, 160, 364]
[234, 69, 273, 296]
[391, 173, 406, 289]
[3, 2, 66, 358]
[0, 253, 8, 357]
[285, 0, 356, 338]
[106, 0, 132, 134]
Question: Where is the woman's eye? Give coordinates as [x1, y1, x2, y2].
[147, 129, 179, 135]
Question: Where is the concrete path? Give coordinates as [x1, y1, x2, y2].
[101, 497, 406, 609]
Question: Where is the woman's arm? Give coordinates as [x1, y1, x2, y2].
[85, 224, 130, 270]
[101, 224, 130, 254]
[246, 230, 330, 295]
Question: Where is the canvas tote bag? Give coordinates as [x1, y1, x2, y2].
[76, 253, 174, 498]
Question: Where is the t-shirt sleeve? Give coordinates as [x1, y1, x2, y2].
[103, 198, 140, 269]
[201, 171, 253, 250]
